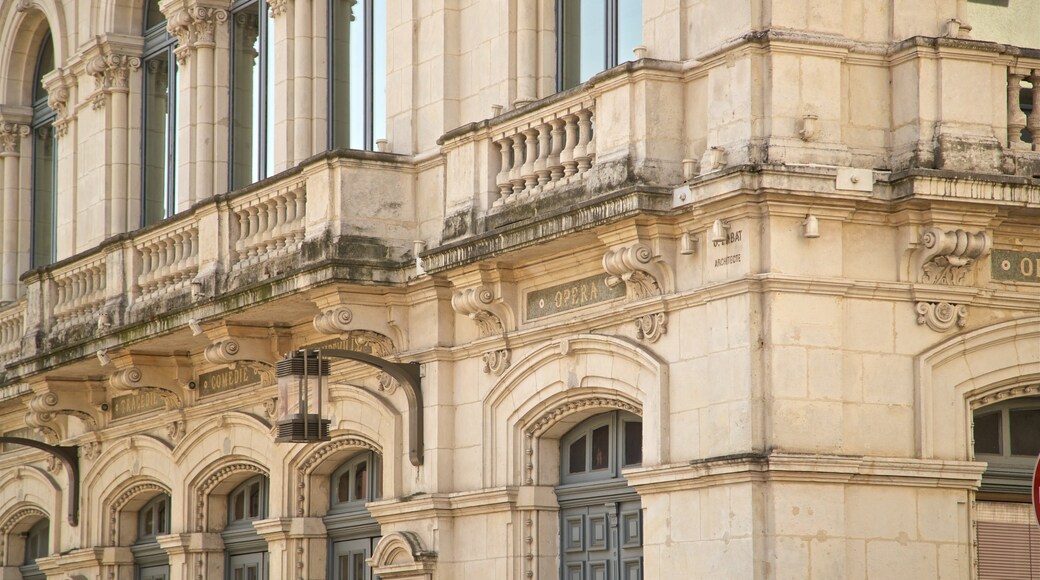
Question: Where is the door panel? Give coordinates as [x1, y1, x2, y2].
[138, 564, 170, 580]
[560, 500, 642, 580]
[331, 536, 379, 580]
[228, 552, 267, 580]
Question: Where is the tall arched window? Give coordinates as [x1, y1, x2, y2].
[223, 475, 270, 580]
[132, 494, 171, 580]
[557, 0, 642, 91]
[557, 411, 643, 580]
[229, 0, 275, 189]
[20, 518, 49, 580]
[31, 32, 56, 267]
[328, 0, 386, 150]
[142, 0, 178, 226]
[325, 450, 382, 580]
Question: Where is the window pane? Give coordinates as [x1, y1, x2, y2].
[248, 481, 261, 518]
[32, 125, 56, 267]
[34, 35, 54, 103]
[374, 456, 383, 499]
[231, 5, 260, 189]
[591, 425, 609, 470]
[352, 553, 365, 580]
[143, 505, 155, 535]
[1010, 408, 1040, 456]
[339, 555, 350, 580]
[617, 0, 642, 62]
[143, 54, 172, 225]
[145, 0, 165, 30]
[569, 435, 587, 473]
[349, 0, 367, 148]
[337, 471, 351, 503]
[623, 420, 642, 466]
[973, 411, 1002, 455]
[330, 0, 353, 148]
[157, 498, 168, 534]
[233, 490, 245, 520]
[354, 461, 368, 501]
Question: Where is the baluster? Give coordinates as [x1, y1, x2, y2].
[560, 115, 579, 177]
[186, 230, 199, 276]
[1028, 72, 1040, 151]
[142, 245, 157, 292]
[547, 119, 566, 183]
[71, 273, 83, 314]
[574, 109, 594, 173]
[156, 240, 171, 285]
[272, 195, 288, 248]
[170, 232, 185, 282]
[508, 135, 526, 196]
[54, 279, 66, 317]
[255, 200, 271, 252]
[521, 128, 539, 193]
[234, 210, 249, 261]
[496, 139, 513, 199]
[283, 190, 299, 241]
[293, 190, 306, 243]
[1008, 71, 1027, 148]
[534, 123, 552, 188]
[246, 206, 261, 258]
[264, 198, 281, 252]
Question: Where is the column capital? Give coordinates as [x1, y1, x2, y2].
[164, 1, 230, 61]
[0, 122, 30, 155]
[85, 53, 142, 104]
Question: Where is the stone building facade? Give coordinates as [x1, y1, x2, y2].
[0, 0, 1038, 579]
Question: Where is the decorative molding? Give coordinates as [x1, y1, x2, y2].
[369, 531, 437, 577]
[481, 349, 511, 376]
[525, 397, 642, 438]
[24, 379, 105, 440]
[451, 285, 507, 337]
[108, 482, 169, 544]
[86, 54, 142, 108]
[294, 437, 380, 516]
[602, 242, 670, 301]
[915, 301, 968, 332]
[167, 5, 229, 62]
[0, 506, 47, 565]
[915, 227, 991, 286]
[0, 123, 30, 154]
[268, 0, 289, 18]
[263, 398, 277, 418]
[195, 463, 267, 531]
[312, 306, 354, 335]
[377, 372, 398, 395]
[82, 441, 102, 460]
[969, 383, 1040, 409]
[166, 420, 185, 442]
[634, 312, 667, 342]
[202, 339, 276, 386]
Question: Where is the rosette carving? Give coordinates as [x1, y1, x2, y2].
[915, 301, 968, 332]
[451, 286, 507, 337]
[915, 228, 991, 286]
[602, 242, 671, 301]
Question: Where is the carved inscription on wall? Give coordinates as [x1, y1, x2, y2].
[713, 230, 743, 268]
[992, 250, 1040, 283]
[197, 366, 262, 398]
[526, 274, 624, 321]
[111, 391, 165, 419]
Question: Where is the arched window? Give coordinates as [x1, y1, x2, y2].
[557, 411, 643, 580]
[328, 0, 386, 150]
[31, 31, 56, 268]
[142, 0, 178, 226]
[229, 0, 275, 189]
[20, 518, 49, 580]
[326, 451, 382, 580]
[223, 475, 269, 580]
[132, 494, 171, 580]
[973, 396, 1040, 579]
[557, 0, 642, 91]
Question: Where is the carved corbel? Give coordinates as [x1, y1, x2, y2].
[915, 301, 969, 332]
[24, 377, 107, 440]
[200, 323, 288, 386]
[602, 242, 672, 301]
[85, 53, 142, 109]
[451, 285, 513, 338]
[308, 290, 408, 353]
[164, 3, 228, 61]
[41, 71, 71, 137]
[913, 227, 991, 286]
[313, 306, 355, 335]
[108, 353, 192, 408]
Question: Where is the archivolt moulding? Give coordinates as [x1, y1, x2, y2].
[193, 462, 267, 532]
[107, 481, 170, 544]
[368, 531, 436, 579]
[0, 505, 47, 565]
[292, 436, 381, 516]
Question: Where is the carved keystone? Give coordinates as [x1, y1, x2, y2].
[915, 301, 968, 332]
[914, 227, 991, 286]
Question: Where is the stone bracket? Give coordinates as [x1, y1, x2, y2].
[634, 312, 667, 342]
[108, 352, 193, 408]
[25, 378, 107, 440]
[915, 301, 969, 332]
[450, 266, 517, 338]
[601, 241, 673, 302]
[913, 227, 991, 286]
[200, 323, 288, 387]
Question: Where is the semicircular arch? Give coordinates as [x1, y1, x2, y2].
[0, 0, 70, 106]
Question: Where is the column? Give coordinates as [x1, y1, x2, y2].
[254, 517, 328, 580]
[192, 7, 226, 203]
[294, 0, 314, 165]
[0, 122, 29, 302]
[104, 55, 142, 234]
[158, 532, 226, 580]
[514, 0, 537, 107]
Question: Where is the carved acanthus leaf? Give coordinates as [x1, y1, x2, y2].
[602, 242, 669, 301]
[916, 228, 991, 286]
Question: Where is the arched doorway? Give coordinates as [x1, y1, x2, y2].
[556, 411, 643, 580]
[325, 450, 382, 580]
[223, 475, 269, 580]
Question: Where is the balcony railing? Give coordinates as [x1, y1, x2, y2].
[230, 174, 307, 271]
[51, 255, 107, 330]
[135, 222, 199, 305]
[1007, 67, 1039, 150]
[0, 304, 24, 369]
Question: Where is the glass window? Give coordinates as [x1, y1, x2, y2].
[230, 0, 275, 189]
[330, 451, 382, 510]
[558, 0, 643, 91]
[142, 0, 178, 225]
[561, 412, 642, 484]
[623, 419, 642, 466]
[974, 397, 1040, 496]
[568, 436, 587, 474]
[329, 0, 386, 150]
[228, 475, 268, 523]
[31, 32, 56, 268]
[1009, 408, 1040, 456]
[24, 518, 49, 564]
[138, 494, 172, 540]
[973, 411, 1001, 455]
[590, 425, 610, 470]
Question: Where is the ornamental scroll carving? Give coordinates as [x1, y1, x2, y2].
[203, 339, 276, 387]
[167, 5, 229, 62]
[915, 301, 968, 332]
[602, 242, 670, 301]
[915, 227, 991, 286]
[482, 349, 511, 376]
[634, 312, 667, 343]
[0, 123, 30, 154]
[85, 54, 142, 108]
[451, 286, 508, 337]
[312, 306, 354, 335]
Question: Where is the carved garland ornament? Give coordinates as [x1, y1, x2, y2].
[0, 507, 47, 565]
[108, 482, 169, 544]
[294, 437, 380, 516]
[917, 228, 991, 286]
[602, 242, 666, 301]
[195, 464, 267, 531]
[915, 301, 968, 332]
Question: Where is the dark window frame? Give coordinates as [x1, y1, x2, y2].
[327, 0, 386, 151]
[229, 0, 275, 188]
[559, 410, 642, 485]
[227, 475, 269, 525]
[973, 396, 1040, 496]
[30, 31, 57, 269]
[141, 1, 178, 226]
[555, 0, 642, 92]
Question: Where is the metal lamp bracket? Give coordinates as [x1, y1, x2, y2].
[0, 437, 79, 526]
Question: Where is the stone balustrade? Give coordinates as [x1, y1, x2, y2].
[231, 177, 307, 270]
[0, 304, 23, 368]
[135, 224, 200, 301]
[492, 98, 595, 206]
[1007, 66, 1039, 150]
[50, 257, 106, 329]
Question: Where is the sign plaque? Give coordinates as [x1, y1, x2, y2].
[992, 249, 1040, 283]
[198, 366, 263, 398]
[526, 274, 624, 321]
[110, 391, 165, 419]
